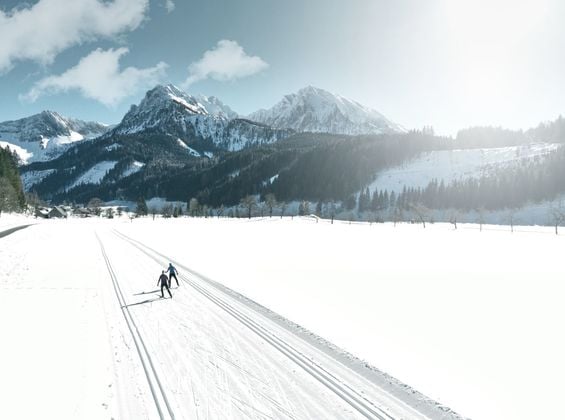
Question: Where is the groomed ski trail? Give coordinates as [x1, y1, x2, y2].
[107, 227, 433, 420]
[96, 233, 175, 420]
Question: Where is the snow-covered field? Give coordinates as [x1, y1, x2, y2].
[1, 215, 564, 420]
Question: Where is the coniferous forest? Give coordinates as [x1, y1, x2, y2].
[0, 147, 25, 213]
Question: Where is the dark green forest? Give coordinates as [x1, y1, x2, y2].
[0, 147, 25, 213]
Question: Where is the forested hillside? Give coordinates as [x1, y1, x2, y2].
[31, 130, 449, 207]
[0, 147, 25, 213]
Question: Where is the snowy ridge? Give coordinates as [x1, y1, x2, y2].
[248, 86, 404, 135]
[110, 84, 292, 152]
[195, 94, 239, 119]
[0, 111, 108, 163]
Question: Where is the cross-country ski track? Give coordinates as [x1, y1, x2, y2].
[0, 219, 467, 420]
[96, 226, 434, 420]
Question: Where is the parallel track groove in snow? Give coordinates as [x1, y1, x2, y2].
[113, 229, 395, 420]
[96, 233, 176, 420]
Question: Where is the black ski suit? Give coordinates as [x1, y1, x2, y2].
[158, 273, 172, 298]
[167, 265, 179, 287]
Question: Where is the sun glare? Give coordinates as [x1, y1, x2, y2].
[440, 0, 551, 124]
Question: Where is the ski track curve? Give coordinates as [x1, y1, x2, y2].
[108, 227, 433, 420]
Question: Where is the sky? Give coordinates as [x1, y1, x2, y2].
[1, 0, 565, 135]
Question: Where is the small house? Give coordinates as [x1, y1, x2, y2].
[48, 206, 67, 219]
[35, 207, 50, 218]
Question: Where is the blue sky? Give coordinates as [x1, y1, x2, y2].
[1, 0, 565, 135]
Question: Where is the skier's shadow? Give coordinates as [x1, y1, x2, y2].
[122, 297, 163, 308]
[133, 289, 160, 296]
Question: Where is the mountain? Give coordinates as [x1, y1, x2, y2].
[194, 94, 239, 119]
[0, 111, 109, 163]
[248, 86, 404, 135]
[109, 84, 292, 152]
[18, 84, 294, 198]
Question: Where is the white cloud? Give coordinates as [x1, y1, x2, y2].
[182, 40, 268, 88]
[165, 0, 175, 13]
[0, 0, 148, 73]
[22, 48, 168, 107]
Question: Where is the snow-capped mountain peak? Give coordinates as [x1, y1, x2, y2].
[0, 111, 109, 163]
[111, 84, 292, 151]
[194, 94, 239, 119]
[248, 86, 404, 135]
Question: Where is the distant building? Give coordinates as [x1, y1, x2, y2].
[35, 207, 50, 218]
[74, 207, 92, 218]
[48, 206, 67, 219]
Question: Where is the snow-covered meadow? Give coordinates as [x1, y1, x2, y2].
[1, 215, 564, 419]
[119, 216, 565, 420]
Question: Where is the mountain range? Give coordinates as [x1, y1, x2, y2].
[248, 86, 404, 135]
[4, 84, 564, 213]
[4, 84, 410, 205]
[1, 85, 402, 165]
[108, 84, 292, 153]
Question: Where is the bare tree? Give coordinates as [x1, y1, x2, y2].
[506, 208, 517, 233]
[188, 197, 200, 217]
[265, 193, 277, 218]
[329, 201, 336, 224]
[149, 206, 158, 220]
[241, 195, 257, 219]
[410, 203, 429, 228]
[476, 207, 486, 232]
[549, 201, 565, 235]
[216, 205, 225, 218]
[280, 202, 287, 219]
[259, 202, 267, 217]
[448, 209, 459, 230]
[392, 206, 403, 227]
[87, 197, 104, 216]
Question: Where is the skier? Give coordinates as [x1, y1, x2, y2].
[166, 262, 179, 288]
[157, 270, 172, 299]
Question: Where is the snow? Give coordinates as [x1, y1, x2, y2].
[20, 169, 56, 190]
[0, 133, 87, 163]
[68, 161, 117, 189]
[0, 140, 33, 164]
[177, 139, 200, 156]
[2, 216, 563, 419]
[121, 161, 145, 178]
[0, 111, 107, 164]
[0, 213, 31, 230]
[1, 217, 439, 420]
[370, 142, 561, 194]
[105, 143, 121, 151]
[118, 217, 565, 420]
